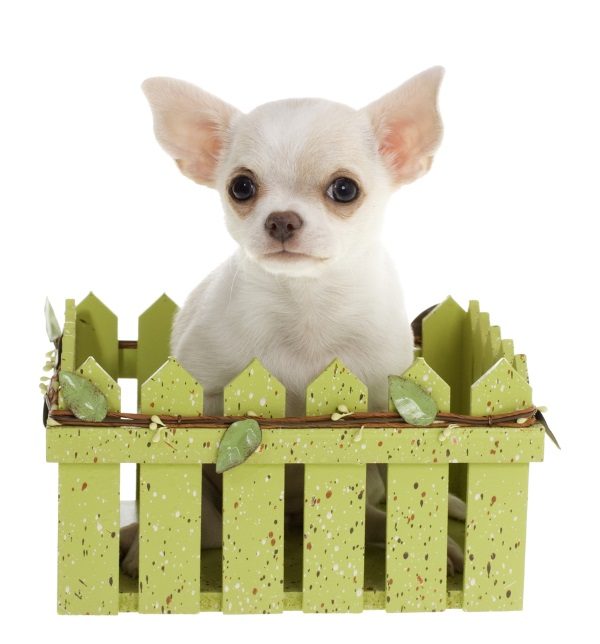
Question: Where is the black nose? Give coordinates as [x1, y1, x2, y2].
[265, 211, 303, 242]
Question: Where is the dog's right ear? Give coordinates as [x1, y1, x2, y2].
[142, 77, 241, 186]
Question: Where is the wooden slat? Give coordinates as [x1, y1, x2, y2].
[385, 464, 449, 612]
[75, 356, 121, 411]
[138, 358, 203, 613]
[303, 359, 367, 612]
[470, 358, 532, 416]
[137, 294, 179, 399]
[57, 463, 120, 614]
[422, 297, 467, 413]
[75, 293, 119, 379]
[138, 464, 202, 613]
[222, 358, 285, 614]
[463, 463, 529, 610]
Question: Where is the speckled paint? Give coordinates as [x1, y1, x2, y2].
[513, 353, 529, 382]
[47, 424, 545, 466]
[385, 464, 449, 612]
[305, 358, 368, 415]
[138, 464, 202, 613]
[76, 356, 120, 411]
[303, 359, 368, 613]
[138, 358, 203, 613]
[47, 296, 546, 614]
[463, 464, 529, 610]
[57, 463, 120, 614]
[470, 358, 532, 417]
[222, 359, 286, 614]
[399, 357, 451, 412]
[140, 356, 204, 416]
[57, 340, 120, 614]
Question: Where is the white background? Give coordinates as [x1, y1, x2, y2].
[1, 0, 598, 641]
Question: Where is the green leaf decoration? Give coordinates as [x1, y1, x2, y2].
[45, 297, 62, 342]
[216, 419, 262, 474]
[58, 370, 109, 422]
[389, 376, 438, 426]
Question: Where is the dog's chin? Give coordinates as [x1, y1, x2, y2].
[252, 250, 330, 277]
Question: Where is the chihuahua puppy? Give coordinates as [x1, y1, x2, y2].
[120, 67, 466, 578]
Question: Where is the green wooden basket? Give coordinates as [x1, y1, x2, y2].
[45, 294, 545, 615]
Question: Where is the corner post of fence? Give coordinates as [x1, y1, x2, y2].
[463, 358, 532, 611]
[57, 354, 121, 615]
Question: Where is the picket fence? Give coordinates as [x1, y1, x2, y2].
[45, 293, 545, 614]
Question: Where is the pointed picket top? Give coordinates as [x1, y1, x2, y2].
[470, 357, 532, 416]
[501, 338, 515, 363]
[399, 357, 451, 413]
[422, 296, 467, 413]
[137, 294, 179, 389]
[140, 356, 203, 415]
[513, 353, 530, 383]
[305, 358, 367, 416]
[76, 356, 121, 412]
[223, 358, 285, 417]
[75, 292, 119, 380]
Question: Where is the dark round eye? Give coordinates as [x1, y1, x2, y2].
[327, 177, 359, 203]
[229, 175, 256, 201]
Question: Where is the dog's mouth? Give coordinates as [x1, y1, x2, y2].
[263, 250, 327, 262]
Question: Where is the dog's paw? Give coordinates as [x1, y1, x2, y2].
[448, 493, 467, 521]
[120, 522, 139, 579]
[447, 535, 464, 577]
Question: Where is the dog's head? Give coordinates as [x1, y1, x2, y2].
[143, 68, 444, 277]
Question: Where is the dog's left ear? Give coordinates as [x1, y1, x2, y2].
[363, 66, 444, 186]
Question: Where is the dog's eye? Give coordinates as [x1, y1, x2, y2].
[327, 177, 359, 203]
[229, 175, 256, 201]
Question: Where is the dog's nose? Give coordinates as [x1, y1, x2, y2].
[265, 211, 303, 242]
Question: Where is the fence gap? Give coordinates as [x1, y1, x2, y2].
[283, 463, 304, 594]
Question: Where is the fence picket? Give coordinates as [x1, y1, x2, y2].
[75, 293, 119, 379]
[422, 297, 467, 413]
[385, 464, 449, 612]
[57, 356, 120, 614]
[138, 358, 203, 613]
[137, 294, 179, 399]
[463, 357, 533, 610]
[302, 359, 367, 612]
[386, 359, 450, 612]
[76, 356, 121, 411]
[222, 359, 286, 614]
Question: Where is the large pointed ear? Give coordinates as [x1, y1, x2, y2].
[141, 77, 241, 186]
[363, 66, 444, 186]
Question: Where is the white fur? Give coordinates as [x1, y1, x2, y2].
[120, 67, 466, 578]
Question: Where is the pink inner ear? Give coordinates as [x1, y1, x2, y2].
[177, 122, 224, 185]
[379, 119, 414, 177]
[379, 119, 422, 181]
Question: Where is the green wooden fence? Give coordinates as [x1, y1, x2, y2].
[46, 294, 545, 614]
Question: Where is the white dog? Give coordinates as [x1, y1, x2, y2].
[120, 67, 465, 578]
